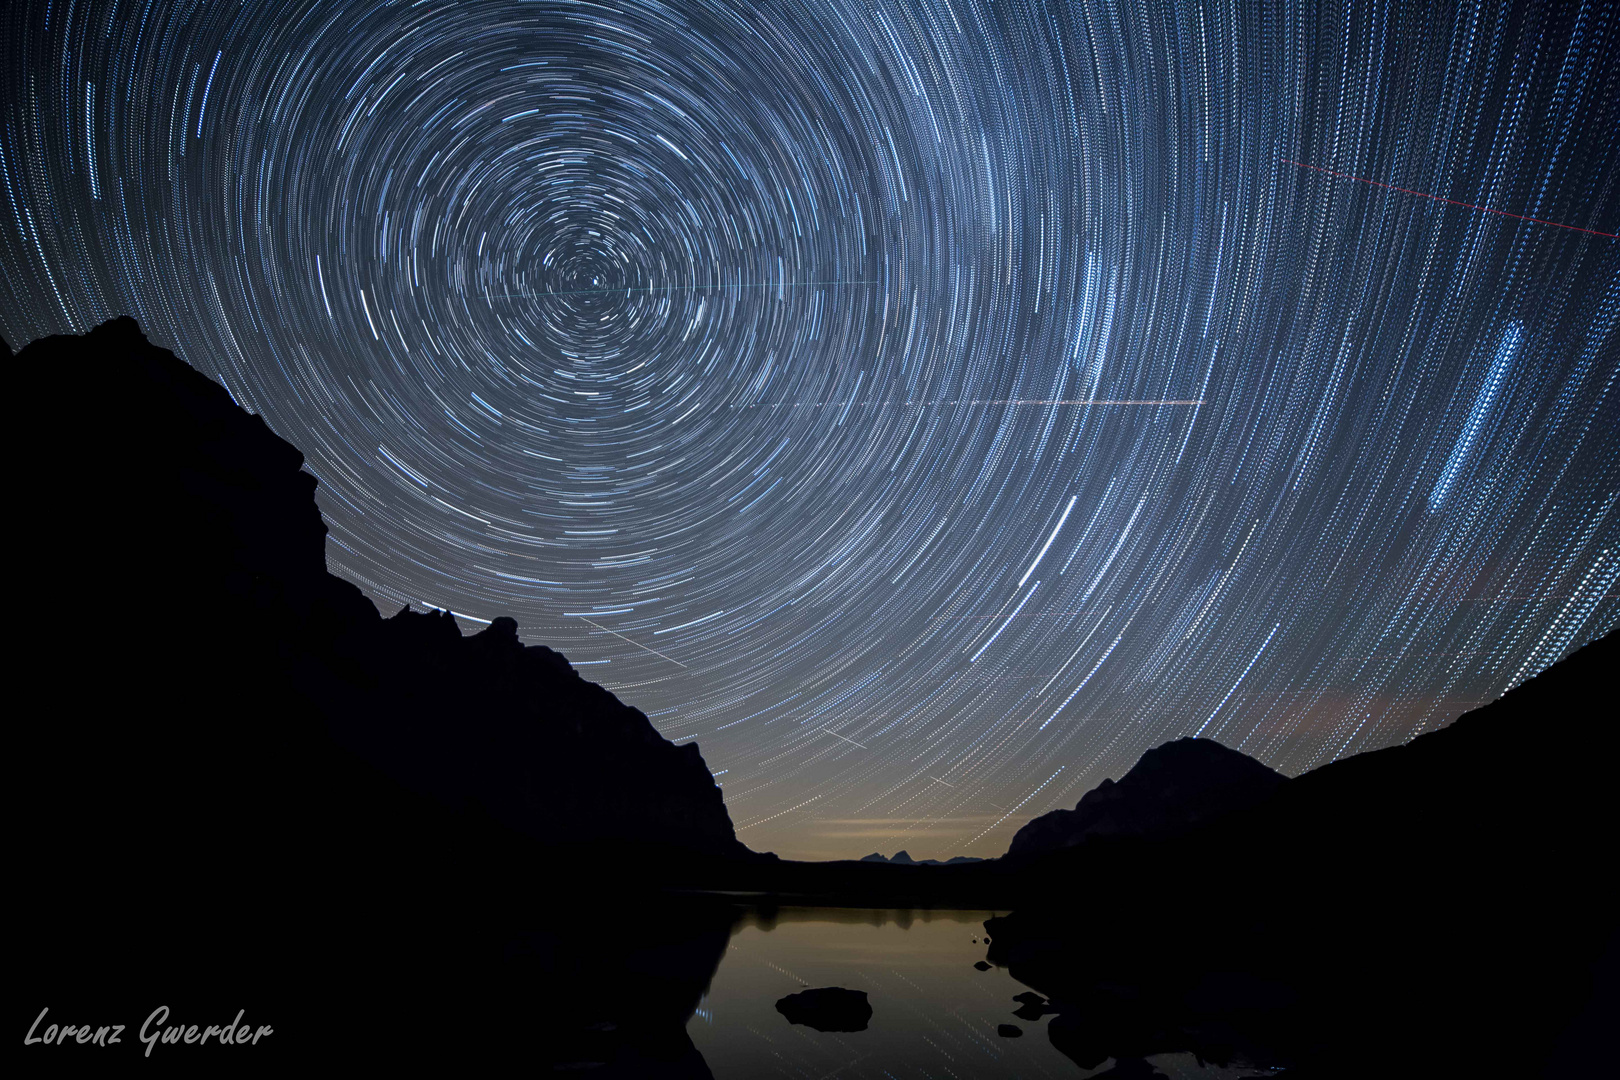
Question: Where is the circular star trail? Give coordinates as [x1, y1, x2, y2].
[3, 0, 1616, 860]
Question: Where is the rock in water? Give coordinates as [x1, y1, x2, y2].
[997, 1023, 1023, 1038]
[774, 988, 872, 1032]
[1011, 991, 1053, 1020]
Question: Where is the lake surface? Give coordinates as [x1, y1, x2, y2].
[687, 907, 1276, 1079]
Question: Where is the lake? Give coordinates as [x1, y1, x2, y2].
[686, 906, 1277, 1079]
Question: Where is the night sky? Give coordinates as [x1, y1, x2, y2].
[2, 0, 1615, 860]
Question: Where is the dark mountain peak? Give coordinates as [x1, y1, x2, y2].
[889, 849, 915, 864]
[1088, 736, 1283, 801]
[1009, 736, 1285, 856]
[860, 852, 889, 862]
[93, 312, 142, 336]
[389, 603, 464, 640]
[18, 317, 749, 888]
[480, 615, 521, 645]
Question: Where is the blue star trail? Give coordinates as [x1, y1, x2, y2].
[1, 0, 1614, 860]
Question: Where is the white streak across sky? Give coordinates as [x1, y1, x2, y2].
[1, 0, 1615, 859]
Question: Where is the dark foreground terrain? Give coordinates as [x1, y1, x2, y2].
[982, 629, 1617, 1076]
[12, 320, 1614, 1075]
[12, 319, 752, 1072]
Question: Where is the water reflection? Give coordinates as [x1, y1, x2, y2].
[528, 897, 738, 1077]
[686, 906, 1276, 1080]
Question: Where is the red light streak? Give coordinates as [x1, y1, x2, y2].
[1285, 159, 1617, 240]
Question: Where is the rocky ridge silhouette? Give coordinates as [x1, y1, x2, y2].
[13, 317, 751, 1071]
[16, 316, 746, 871]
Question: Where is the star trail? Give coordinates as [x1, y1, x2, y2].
[2, 0, 1615, 860]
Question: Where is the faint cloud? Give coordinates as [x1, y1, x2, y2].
[806, 815, 1013, 841]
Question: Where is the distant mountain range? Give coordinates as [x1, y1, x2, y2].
[859, 851, 985, 865]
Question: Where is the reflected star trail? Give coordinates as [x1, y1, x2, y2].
[2, 0, 1615, 860]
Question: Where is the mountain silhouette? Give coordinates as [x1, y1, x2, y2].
[1008, 736, 1286, 855]
[16, 317, 745, 870]
[12, 318, 750, 1070]
[985, 630, 1618, 1075]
